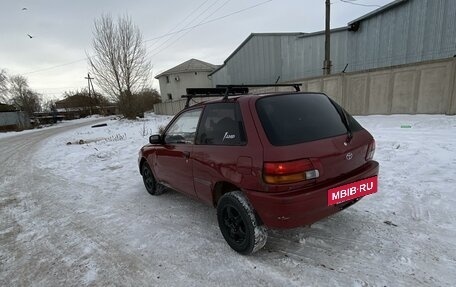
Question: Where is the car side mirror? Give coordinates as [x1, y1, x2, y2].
[149, 134, 162, 144]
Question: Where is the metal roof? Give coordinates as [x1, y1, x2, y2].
[297, 27, 348, 38]
[348, 0, 409, 25]
[155, 58, 218, 79]
[209, 33, 305, 76]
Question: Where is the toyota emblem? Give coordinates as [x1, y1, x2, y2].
[346, 152, 353, 160]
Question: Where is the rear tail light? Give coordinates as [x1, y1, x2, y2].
[366, 139, 376, 160]
[263, 159, 320, 184]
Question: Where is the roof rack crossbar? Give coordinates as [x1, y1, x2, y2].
[182, 87, 249, 108]
[216, 83, 302, 92]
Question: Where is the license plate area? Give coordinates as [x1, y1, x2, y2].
[327, 176, 378, 206]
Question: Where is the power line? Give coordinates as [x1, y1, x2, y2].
[20, 0, 273, 77]
[339, 0, 381, 8]
[21, 57, 88, 76]
[147, 0, 211, 51]
[145, 0, 272, 45]
[147, 0, 226, 55]
[34, 86, 82, 91]
[149, 0, 233, 58]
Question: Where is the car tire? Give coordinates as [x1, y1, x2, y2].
[141, 163, 164, 195]
[217, 191, 267, 255]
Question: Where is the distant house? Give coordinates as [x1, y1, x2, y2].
[155, 58, 218, 102]
[55, 95, 117, 119]
[153, 59, 219, 115]
[0, 103, 30, 131]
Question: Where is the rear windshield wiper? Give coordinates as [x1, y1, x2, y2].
[341, 108, 353, 144]
[328, 98, 353, 144]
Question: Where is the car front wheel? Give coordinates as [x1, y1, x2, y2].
[141, 163, 163, 195]
[217, 191, 267, 255]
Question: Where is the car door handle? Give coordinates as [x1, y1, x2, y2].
[182, 151, 190, 159]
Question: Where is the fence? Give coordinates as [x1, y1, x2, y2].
[153, 99, 187, 115]
[153, 97, 221, 115]
[154, 57, 456, 115]
[0, 111, 30, 132]
[287, 57, 456, 115]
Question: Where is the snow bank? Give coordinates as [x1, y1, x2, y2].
[36, 113, 172, 188]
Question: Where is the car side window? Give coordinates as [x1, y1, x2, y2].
[165, 108, 202, 144]
[196, 103, 247, 146]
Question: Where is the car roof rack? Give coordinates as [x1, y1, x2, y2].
[216, 83, 302, 92]
[181, 84, 302, 108]
[182, 87, 249, 108]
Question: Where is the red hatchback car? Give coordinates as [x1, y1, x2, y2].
[138, 85, 379, 254]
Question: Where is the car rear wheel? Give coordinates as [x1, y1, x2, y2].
[217, 191, 267, 255]
[141, 163, 164, 195]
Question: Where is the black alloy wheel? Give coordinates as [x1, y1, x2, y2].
[142, 163, 158, 195]
[222, 205, 247, 246]
[217, 191, 268, 255]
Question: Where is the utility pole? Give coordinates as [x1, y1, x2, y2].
[85, 73, 95, 115]
[324, 0, 332, 75]
[85, 73, 94, 96]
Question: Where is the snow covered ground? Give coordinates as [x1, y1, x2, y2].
[0, 115, 109, 140]
[1, 113, 456, 286]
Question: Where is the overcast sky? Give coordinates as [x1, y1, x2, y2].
[0, 0, 393, 100]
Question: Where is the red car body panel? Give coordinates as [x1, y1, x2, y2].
[244, 161, 379, 229]
[154, 143, 198, 198]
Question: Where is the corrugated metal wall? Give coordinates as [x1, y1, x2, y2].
[212, 35, 289, 85]
[212, 0, 456, 85]
[287, 30, 349, 78]
[0, 111, 30, 131]
[346, 0, 456, 72]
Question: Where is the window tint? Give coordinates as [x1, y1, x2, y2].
[196, 103, 246, 146]
[256, 93, 360, 146]
[165, 109, 202, 144]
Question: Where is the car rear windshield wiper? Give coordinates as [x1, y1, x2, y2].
[328, 97, 353, 144]
[341, 108, 353, 144]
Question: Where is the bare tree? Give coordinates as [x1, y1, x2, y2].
[88, 14, 151, 119]
[136, 88, 161, 113]
[41, 98, 56, 112]
[0, 69, 9, 103]
[9, 75, 42, 116]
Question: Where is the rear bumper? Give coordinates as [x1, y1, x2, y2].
[244, 161, 379, 229]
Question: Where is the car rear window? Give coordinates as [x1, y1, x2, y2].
[256, 93, 359, 146]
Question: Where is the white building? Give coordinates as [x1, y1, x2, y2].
[155, 59, 218, 103]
